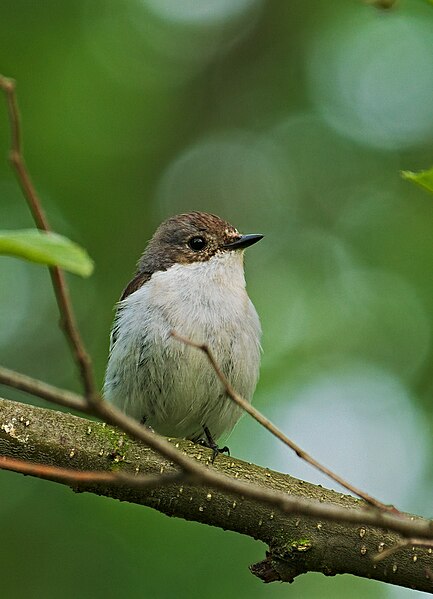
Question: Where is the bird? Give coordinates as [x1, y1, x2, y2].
[104, 211, 262, 457]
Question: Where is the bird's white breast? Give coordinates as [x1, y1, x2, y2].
[104, 251, 261, 441]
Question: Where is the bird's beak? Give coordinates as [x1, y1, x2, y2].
[224, 234, 263, 250]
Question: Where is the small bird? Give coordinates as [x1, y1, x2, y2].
[104, 211, 262, 456]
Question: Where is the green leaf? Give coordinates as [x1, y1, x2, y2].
[0, 229, 94, 277]
[401, 167, 433, 195]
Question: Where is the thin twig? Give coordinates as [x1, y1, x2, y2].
[0, 456, 186, 489]
[171, 331, 394, 512]
[0, 365, 88, 412]
[0, 75, 97, 402]
[373, 538, 433, 563]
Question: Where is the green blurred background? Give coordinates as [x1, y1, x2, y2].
[1, 1, 433, 598]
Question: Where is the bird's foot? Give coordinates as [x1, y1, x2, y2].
[197, 426, 230, 463]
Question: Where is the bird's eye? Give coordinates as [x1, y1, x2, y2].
[188, 236, 207, 251]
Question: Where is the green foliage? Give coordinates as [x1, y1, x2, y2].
[401, 167, 433, 194]
[0, 229, 94, 277]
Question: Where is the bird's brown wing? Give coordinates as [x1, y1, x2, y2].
[120, 271, 152, 301]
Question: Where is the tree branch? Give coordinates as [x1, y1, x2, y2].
[0, 365, 88, 412]
[1, 397, 432, 592]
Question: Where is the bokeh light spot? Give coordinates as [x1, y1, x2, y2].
[306, 8, 433, 149]
[142, 0, 263, 25]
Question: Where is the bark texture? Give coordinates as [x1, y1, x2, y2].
[1, 397, 432, 593]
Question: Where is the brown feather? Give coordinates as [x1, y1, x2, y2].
[120, 271, 152, 301]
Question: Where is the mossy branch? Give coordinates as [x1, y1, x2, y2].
[1, 397, 432, 592]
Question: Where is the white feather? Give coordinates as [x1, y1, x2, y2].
[104, 250, 261, 441]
